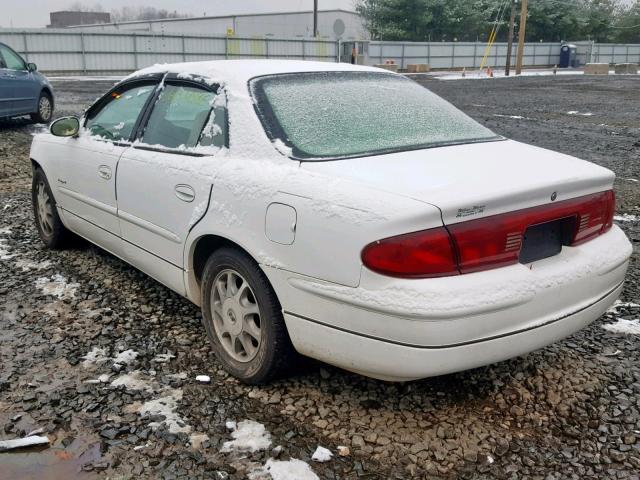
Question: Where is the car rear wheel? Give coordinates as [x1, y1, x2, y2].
[201, 247, 296, 384]
[32, 168, 71, 249]
[30, 92, 53, 124]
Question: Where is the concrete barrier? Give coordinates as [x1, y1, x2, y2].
[374, 64, 399, 72]
[584, 63, 609, 75]
[407, 63, 431, 73]
[614, 63, 638, 74]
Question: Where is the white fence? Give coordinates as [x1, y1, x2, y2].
[0, 29, 339, 75]
[1, 29, 639, 75]
[369, 41, 640, 69]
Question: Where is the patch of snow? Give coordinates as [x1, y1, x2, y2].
[623, 178, 638, 183]
[0, 238, 13, 260]
[311, 446, 333, 462]
[82, 347, 110, 367]
[0, 227, 12, 234]
[602, 319, 640, 335]
[14, 259, 52, 272]
[273, 139, 293, 157]
[35, 274, 79, 299]
[195, 375, 211, 383]
[112, 349, 139, 366]
[250, 458, 319, 480]
[225, 420, 237, 430]
[0, 435, 50, 452]
[607, 300, 640, 314]
[85, 373, 111, 384]
[111, 371, 155, 392]
[222, 420, 272, 453]
[166, 372, 187, 380]
[614, 214, 638, 222]
[566, 111, 594, 116]
[493, 114, 526, 120]
[189, 433, 209, 449]
[138, 389, 191, 434]
[153, 353, 175, 363]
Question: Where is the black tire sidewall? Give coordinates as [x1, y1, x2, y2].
[32, 168, 66, 248]
[201, 248, 284, 383]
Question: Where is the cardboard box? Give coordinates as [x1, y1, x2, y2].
[584, 63, 609, 75]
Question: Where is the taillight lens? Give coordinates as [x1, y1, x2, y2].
[361, 227, 459, 278]
[362, 190, 615, 278]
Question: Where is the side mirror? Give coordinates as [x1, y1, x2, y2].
[27, 62, 37, 72]
[50, 116, 80, 137]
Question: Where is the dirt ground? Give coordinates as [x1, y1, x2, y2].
[0, 74, 639, 480]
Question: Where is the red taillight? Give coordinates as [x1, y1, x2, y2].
[361, 227, 459, 278]
[361, 190, 615, 278]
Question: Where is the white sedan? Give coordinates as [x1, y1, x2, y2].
[30, 60, 631, 383]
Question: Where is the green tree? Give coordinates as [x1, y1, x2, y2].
[356, 0, 625, 42]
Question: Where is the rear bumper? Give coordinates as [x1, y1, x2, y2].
[263, 225, 631, 381]
[283, 281, 622, 381]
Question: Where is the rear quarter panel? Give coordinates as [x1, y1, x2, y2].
[185, 155, 444, 301]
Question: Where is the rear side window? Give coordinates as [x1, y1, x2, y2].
[0, 44, 25, 71]
[85, 84, 155, 142]
[141, 84, 226, 150]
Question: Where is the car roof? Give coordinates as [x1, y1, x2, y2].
[125, 59, 391, 92]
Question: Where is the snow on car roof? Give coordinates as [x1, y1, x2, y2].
[126, 59, 387, 90]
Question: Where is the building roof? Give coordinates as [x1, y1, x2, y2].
[67, 9, 360, 29]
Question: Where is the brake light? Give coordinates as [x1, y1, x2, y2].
[361, 190, 615, 278]
[361, 227, 459, 278]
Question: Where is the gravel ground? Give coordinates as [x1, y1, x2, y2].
[0, 74, 639, 480]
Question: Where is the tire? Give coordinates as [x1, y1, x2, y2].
[201, 247, 296, 384]
[30, 92, 53, 124]
[32, 168, 71, 249]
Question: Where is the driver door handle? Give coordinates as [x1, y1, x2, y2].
[98, 165, 112, 180]
[175, 184, 195, 203]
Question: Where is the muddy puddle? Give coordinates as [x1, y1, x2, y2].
[0, 433, 102, 480]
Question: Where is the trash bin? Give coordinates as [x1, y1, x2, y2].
[559, 44, 577, 68]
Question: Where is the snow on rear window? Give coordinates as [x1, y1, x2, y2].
[251, 72, 500, 160]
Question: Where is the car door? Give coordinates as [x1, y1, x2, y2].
[116, 78, 227, 282]
[55, 79, 159, 242]
[0, 47, 15, 116]
[0, 43, 37, 115]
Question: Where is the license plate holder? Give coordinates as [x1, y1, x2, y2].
[519, 217, 575, 264]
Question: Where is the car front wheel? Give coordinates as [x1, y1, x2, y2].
[200, 247, 295, 384]
[30, 92, 53, 124]
[32, 168, 71, 249]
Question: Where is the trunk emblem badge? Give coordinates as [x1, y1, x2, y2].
[551, 192, 557, 201]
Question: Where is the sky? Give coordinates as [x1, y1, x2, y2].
[1, 0, 357, 28]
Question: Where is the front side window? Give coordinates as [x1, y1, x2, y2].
[141, 84, 225, 150]
[85, 83, 155, 142]
[251, 72, 501, 160]
[0, 45, 26, 71]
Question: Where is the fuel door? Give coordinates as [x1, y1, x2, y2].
[265, 203, 297, 245]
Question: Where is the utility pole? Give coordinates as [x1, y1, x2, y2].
[505, 0, 516, 76]
[313, 0, 318, 37]
[515, 0, 528, 75]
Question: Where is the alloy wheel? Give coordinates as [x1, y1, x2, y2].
[210, 269, 262, 362]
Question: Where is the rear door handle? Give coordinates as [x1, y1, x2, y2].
[98, 165, 112, 180]
[175, 184, 195, 203]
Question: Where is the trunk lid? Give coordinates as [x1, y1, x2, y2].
[301, 139, 614, 225]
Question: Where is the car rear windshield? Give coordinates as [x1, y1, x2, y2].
[250, 71, 501, 160]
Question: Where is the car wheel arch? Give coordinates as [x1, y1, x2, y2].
[188, 233, 265, 304]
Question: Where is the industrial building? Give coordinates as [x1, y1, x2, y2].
[48, 11, 111, 28]
[64, 10, 368, 40]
